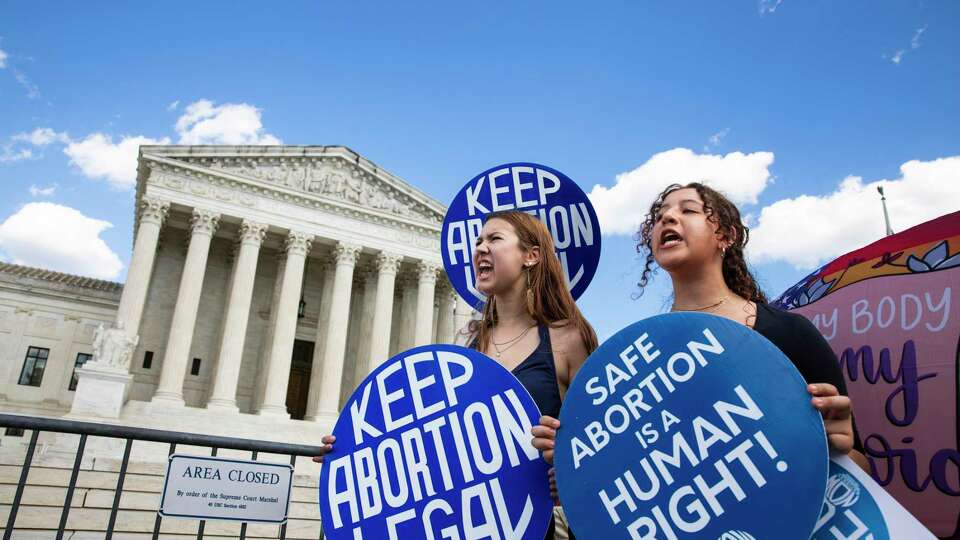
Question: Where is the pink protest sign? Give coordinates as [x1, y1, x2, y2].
[773, 211, 960, 537]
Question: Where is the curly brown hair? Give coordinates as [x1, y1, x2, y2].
[636, 182, 767, 303]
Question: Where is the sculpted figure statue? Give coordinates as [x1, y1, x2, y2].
[92, 322, 139, 370]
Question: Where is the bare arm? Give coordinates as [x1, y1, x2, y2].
[550, 323, 589, 398]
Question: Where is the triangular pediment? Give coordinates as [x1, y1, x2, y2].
[138, 146, 446, 226]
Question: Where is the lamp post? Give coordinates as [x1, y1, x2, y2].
[877, 185, 895, 237]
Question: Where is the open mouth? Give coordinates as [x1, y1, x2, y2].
[660, 230, 683, 248]
[476, 261, 493, 279]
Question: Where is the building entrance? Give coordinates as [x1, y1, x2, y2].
[285, 339, 314, 420]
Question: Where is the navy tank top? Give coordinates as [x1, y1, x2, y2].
[512, 325, 563, 419]
[472, 324, 563, 419]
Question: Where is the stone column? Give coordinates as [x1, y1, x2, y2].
[436, 282, 457, 344]
[367, 252, 401, 374]
[304, 258, 335, 422]
[398, 274, 418, 351]
[253, 252, 286, 411]
[257, 231, 314, 417]
[151, 209, 220, 406]
[314, 242, 361, 423]
[413, 262, 439, 346]
[115, 197, 169, 338]
[351, 265, 378, 383]
[206, 221, 267, 412]
[389, 288, 403, 356]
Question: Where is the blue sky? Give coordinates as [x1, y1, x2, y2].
[1, 1, 958, 338]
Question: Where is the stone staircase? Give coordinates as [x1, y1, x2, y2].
[0, 435, 323, 539]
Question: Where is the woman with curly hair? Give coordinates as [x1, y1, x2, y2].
[533, 182, 867, 474]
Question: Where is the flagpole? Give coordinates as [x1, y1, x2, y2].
[877, 185, 894, 236]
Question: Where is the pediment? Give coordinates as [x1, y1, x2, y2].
[139, 146, 446, 227]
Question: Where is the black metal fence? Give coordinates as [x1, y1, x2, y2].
[0, 413, 325, 540]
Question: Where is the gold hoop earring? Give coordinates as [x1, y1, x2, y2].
[525, 267, 535, 315]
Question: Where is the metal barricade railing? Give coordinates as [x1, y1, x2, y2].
[0, 413, 324, 540]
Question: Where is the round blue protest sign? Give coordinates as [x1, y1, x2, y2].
[320, 344, 553, 540]
[555, 312, 829, 540]
[811, 460, 889, 540]
[441, 162, 601, 307]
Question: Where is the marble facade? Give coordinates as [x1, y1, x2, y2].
[0, 145, 473, 441]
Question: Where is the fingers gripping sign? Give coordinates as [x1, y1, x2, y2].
[809, 383, 856, 454]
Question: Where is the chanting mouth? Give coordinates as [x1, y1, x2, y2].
[660, 230, 683, 248]
[476, 262, 493, 279]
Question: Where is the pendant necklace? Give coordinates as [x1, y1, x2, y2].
[671, 296, 728, 313]
[491, 324, 536, 359]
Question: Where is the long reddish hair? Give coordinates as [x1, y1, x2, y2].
[468, 210, 598, 354]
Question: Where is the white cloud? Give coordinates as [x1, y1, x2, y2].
[0, 202, 123, 280]
[759, 0, 783, 15]
[0, 146, 32, 163]
[12, 68, 39, 99]
[175, 99, 281, 145]
[167, 100, 180, 111]
[29, 184, 57, 197]
[911, 25, 927, 50]
[887, 25, 927, 65]
[588, 148, 776, 235]
[13, 127, 69, 146]
[64, 133, 171, 189]
[704, 128, 730, 151]
[750, 156, 960, 269]
[0, 49, 7, 69]
[41, 99, 278, 188]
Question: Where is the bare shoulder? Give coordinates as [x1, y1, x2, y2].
[548, 320, 589, 390]
[548, 320, 582, 348]
[548, 321, 588, 363]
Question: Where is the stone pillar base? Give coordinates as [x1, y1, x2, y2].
[68, 364, 133, 420]
[304, 411, 339, 425]
[205, 399, 240, 414]
[256, 405, 291, 419]
[150, 391, 186, 407]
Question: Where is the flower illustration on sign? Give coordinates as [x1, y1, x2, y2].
[796, 277, 836, 307]
[905, 240, 960, 273]
[771, 267, 830, 309]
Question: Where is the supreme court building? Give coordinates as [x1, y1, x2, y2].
[0, 145, 471, 447]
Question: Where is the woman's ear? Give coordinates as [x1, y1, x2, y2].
[722, 226, 738, 248]
[524, 246, 541, 268]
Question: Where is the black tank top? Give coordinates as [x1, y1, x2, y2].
[473, 324, 563, 419]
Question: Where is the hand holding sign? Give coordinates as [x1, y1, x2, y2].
[808, 382, 856, 454]
[319, 344, 553, 540]
[555, 313, 829, 540]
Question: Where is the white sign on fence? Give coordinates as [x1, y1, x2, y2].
[159, 454, 293, 524]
